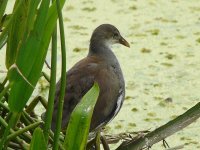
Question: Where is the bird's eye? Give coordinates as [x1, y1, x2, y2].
[113, 32, 119, 38]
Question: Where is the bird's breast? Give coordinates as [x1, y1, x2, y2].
[90, 63, 125, 131]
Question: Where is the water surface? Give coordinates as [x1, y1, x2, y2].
[1, 1, 200, 149]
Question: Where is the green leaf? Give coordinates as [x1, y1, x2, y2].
[64, 83, 100, 150]
[25, 0, 41, 35]
[7, 0, 66, 113]
[8, 0, 51, 112]
[6, 0, 41, 69]
[30, 128, 47, 150]
[6, 0, 29, 69]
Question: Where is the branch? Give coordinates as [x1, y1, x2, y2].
[116, 102, 200, 150]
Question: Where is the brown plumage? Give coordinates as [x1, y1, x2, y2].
[42, 24, 130, 133]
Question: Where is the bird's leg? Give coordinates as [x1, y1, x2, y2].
[94, 130, 110, 150]
[95, 131, 101, 150]
[100, 135, 110, 150]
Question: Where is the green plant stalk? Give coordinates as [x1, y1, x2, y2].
[18, 130, 32, 144]
[0, 116, 8, 128]
[4, 111, 12, 123]
[42, 71, 50, 83]
[52, 0, 66, 149]
[49, 131, 65, 150]
[0, 83, 10, 102]
[0, 97, 6, 103]
[0, 112, 21, 150]
[21, 113, 32, 128]
[0, 101, 9, 111]
[6, 122, 41, 141]
[0, 105, 32, 143]
[25, 96, 40, 114]
[95, 131, 101, 150]
[0, 116, 28, 150]
[22, 110, 35, 123]
[43, 24, 57, 142]
[38, 96, 48, 109]
[1, 77, 8, 86]
[8, 142, 21, 149]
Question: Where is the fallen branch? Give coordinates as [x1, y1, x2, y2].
[116, 102, 200, 150]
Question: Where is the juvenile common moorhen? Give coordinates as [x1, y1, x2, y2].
[47, 24, 130, 134]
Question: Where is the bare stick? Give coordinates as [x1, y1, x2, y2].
[116, 102, 200, 150]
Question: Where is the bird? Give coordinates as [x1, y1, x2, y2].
[44, 24, 130, 135]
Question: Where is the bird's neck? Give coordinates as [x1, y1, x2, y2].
[88, 40, 116, 61]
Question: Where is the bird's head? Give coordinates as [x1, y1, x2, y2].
[90, 24, 130, 48]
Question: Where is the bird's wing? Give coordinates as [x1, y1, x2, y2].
[51, 56, 102, 131]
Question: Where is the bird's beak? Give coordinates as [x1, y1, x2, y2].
[119, 36, 130, 48]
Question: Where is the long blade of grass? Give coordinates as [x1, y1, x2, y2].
[8, 0, 66, 113]
[64, 83, 100, 150]
[6, 0, 41, 69]
[43, 24, 57, 142]
[25, 0, 41, 36]
[52, 0, 66, 149]
[8, 0, 51, 112]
